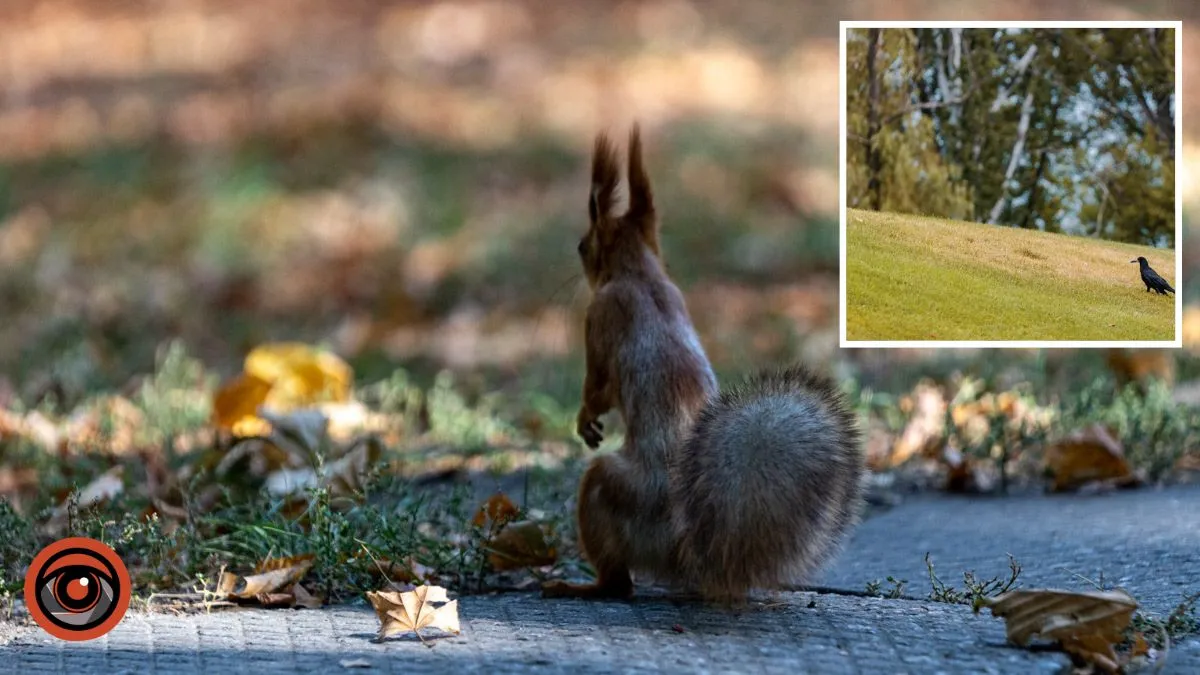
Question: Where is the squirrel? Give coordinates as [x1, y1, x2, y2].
[541, 124, 865, 604]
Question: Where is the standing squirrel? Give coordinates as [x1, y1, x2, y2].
[541, 125, 865, 603]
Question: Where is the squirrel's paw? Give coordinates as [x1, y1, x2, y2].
[576, 413, 604, 448]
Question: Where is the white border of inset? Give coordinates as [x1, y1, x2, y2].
[838, 20, 1183, 349]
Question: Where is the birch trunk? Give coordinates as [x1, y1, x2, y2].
[987, 89, 1035, 225]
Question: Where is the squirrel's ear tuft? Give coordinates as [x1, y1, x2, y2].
[625, 123, 659, 252]
[591, 132, 620, 225]
[626, 123, 655, 220]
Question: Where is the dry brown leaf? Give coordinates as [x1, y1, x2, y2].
[0, 408, 62, 450]
[218, 554, 315, 601]
[366, 585, 460, 643]
[363, 556, 436, 586]
[65, 396, 146, 455]
[290, 583, 324, 608]
[472, 492, 519, 529]
[1044, 424, 1136, 492]
[891, 382, 946, 467]
[979, 588, 1138, 673]
[43, 466, 125, 535]
[486, 520, 557, 571]
[323, 436, 383, 496]
[264, 435, 382, 502]
[1106, 349, 1176, 389]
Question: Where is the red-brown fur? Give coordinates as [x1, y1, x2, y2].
[542, 125, 864, 604]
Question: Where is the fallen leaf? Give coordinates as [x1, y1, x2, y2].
[291, 583, 324, 609]
[979, 588, 1138, 673]
[245, 342, 353, 410]
[264, 435, 383, 502]
[43, 466, 125, 535]
[217, 554, 315, 601]
[212, 373, 274, 432]
[1044, 424, 1136, 492]
[485, 520, 557, 571]
[1105, 349, 1175, 389]
[260, 408, 330, 455]
[472, 492, 519, 529]
[323, 436, 383, 497]
[366, 585, 460, 643]
[891, 382, 946, 467]
[212, 344, 355, 437]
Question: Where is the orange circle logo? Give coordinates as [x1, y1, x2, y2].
[24, 537, 130, 641]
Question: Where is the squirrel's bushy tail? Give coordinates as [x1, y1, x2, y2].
[670, 366, 865, 602]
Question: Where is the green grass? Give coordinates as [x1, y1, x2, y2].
[845, 209, 1178, 341]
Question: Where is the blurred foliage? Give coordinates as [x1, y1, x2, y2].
[846, 26, 1176, 246]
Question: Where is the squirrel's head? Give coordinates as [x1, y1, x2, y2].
[578, 124, 660, 288]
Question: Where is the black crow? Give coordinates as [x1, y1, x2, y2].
[1130, 256, 1175, 295]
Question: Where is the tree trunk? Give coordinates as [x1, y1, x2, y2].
[987, 88, 1035, 225]
[1020, 95, 1061, 230]
[866, 28, 883, 211]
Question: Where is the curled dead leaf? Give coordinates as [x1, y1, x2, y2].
[979, 588, 1138, 673]
[486, 520, 557, 571]
[217, 554, 315, 602]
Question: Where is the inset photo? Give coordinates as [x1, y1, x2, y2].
[839, 22, 1181, 347]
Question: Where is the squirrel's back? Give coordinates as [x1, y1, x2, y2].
[543, 123, 864, 605]
[669, 366, 864, 602]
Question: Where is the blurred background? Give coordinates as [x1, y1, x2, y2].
[0, 0, 1195, 400]
[0, 0, 1198, 600]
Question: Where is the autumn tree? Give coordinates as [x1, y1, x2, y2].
[845, 27, 1176, 248]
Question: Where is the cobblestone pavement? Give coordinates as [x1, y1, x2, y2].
[3, 485, 1198, 674]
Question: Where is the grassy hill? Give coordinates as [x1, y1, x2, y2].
[845, 209, 1178, 342]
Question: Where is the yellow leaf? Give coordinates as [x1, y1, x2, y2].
[366, 585, 460, 643]
[244, 342, 353, 409]
[212, 373, 273, 431]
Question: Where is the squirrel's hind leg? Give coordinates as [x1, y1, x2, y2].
[541, 454, 637, 600]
